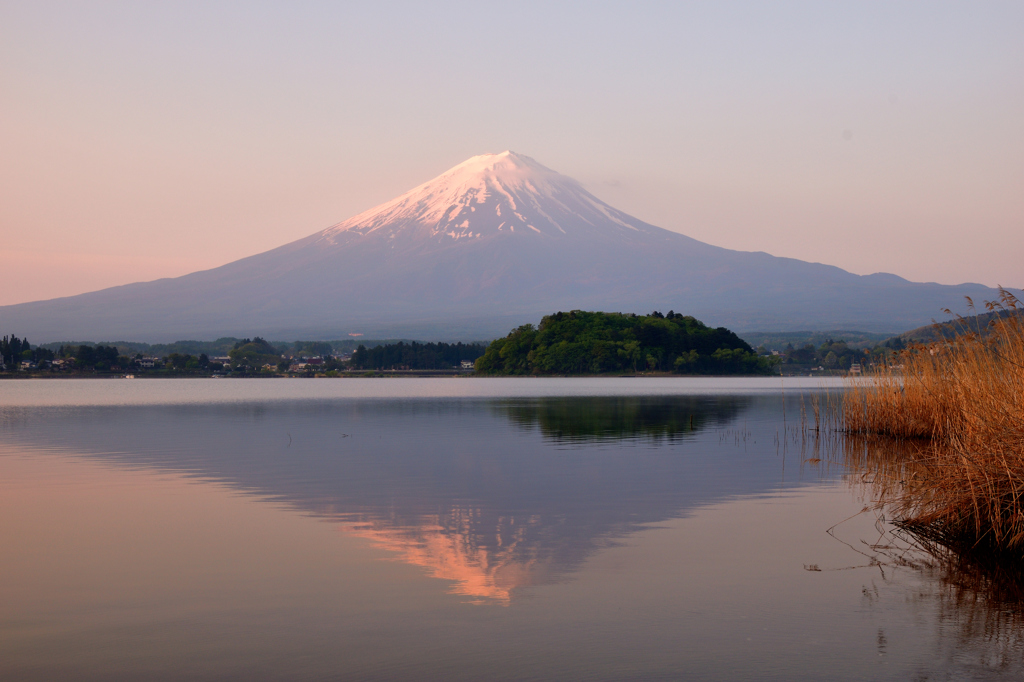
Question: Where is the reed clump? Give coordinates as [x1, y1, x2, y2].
[842, 288, 1024, 551]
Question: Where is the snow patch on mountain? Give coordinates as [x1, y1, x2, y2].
[318, 151, 651, 246]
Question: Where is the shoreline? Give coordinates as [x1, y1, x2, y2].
[0, 370, 842, 380]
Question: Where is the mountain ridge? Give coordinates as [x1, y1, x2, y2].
[0, 152, 1002, 342]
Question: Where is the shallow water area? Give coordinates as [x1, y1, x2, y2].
[2, 378, 1021, 680]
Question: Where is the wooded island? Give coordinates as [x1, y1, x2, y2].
[475, 310, 773, 375]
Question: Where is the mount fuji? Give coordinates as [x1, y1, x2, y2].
[1, 151, 1000, 342]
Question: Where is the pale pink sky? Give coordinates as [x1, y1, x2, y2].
[1, 2, 1022, 306]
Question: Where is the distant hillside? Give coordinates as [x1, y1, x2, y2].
[896, 308, 1024, 345]
[739, 330, 894, 352]
[741, 291, 1024, 352]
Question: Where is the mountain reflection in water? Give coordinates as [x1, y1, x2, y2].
[1, 395, 772, 603]
[6, 386, 1024, 680]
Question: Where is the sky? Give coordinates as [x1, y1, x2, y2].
[1, 1, 1022, 307]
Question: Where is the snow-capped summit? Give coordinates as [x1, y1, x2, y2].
[319, 151, 647, 246]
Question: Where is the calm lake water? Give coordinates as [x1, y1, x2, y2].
[2, 377, 1022, 680]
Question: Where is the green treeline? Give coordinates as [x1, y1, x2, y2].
[475, 310, 773, 375]
[64, 344, 120, 370]
[350, 341, 486, 370]
[228, 337, 282, 369]
[2, 335, 55, 368]
[778, 339, 882, 370]
[37, 337, 407, 359]
[2, 335, 28, 367]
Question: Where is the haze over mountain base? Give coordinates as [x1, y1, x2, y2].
[1, 152, 999, 343]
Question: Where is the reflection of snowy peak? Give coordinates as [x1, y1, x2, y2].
[343, 507, 554, 605]
[318, 151, 651, 247]
[0, 151, 1003, 341]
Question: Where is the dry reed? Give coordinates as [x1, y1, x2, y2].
[842, 288, 1024, 551]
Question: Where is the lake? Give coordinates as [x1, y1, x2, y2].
[2, 377, 1021, 680]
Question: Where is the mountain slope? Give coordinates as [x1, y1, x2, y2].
[0, 151, 1002, 342]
